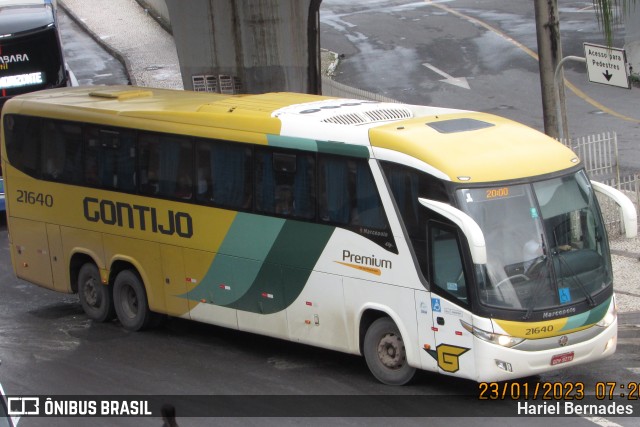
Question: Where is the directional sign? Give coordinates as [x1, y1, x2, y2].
[583, 43, 630, 89]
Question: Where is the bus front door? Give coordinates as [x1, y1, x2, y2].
[427, 221, 476, 380]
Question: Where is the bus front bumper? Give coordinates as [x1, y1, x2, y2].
[472, 319, 617, 383]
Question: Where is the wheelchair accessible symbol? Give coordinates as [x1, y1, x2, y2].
[431, 298, 441, 312]
[558, 288, 571, 304]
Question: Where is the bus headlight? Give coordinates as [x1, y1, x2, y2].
[461, 321, 524, 348]
[596, 296, 617, 328]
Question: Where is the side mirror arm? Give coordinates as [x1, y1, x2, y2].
[591, 180, 638, 239]
[418, 198, 487, 264]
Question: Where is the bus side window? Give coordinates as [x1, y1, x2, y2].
[381, 161, 450, 278]
[319, 155, 388, 230]
[319, 155, 350, 224]
[42, 120, 82, 184]
[195, 141, 212, 201]
[208, 141, 252, 209]
[255, 149, 315, 219]
[353, 160, 386, 229]
[85, 127, 136, 191]
[3, 115, 41, 178]
[139, 133, 193, 200]
[429, 223, 468, 304]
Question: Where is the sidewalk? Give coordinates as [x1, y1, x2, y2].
[59, 0, 182, 89]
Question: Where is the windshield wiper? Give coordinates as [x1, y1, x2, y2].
[551, 227, 597, 307]
[555, 252, 597, 307]
[522, 234, 553, 320]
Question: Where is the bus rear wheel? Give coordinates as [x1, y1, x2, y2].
[363, 317, 416, 385]
[113, 270, 154, 331]
[78, 263, 114, 322]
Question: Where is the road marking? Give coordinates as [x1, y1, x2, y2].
[583, 417, 624, 427]
[422, 62, 470, 89]
[423, 0, 640, 124]
[626, 367, 640, 374]
[423, 0, 538, 58]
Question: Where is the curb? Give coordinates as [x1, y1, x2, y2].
[611, 248, 640, 260]
[57, 0, 135, 86]
[619, 311, 640, 326]
[134, 0, 173, 35]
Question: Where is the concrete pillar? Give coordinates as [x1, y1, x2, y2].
[624, 6, 640, 78]
[534, 0, 568, 139]
[165, 0, 322, 94]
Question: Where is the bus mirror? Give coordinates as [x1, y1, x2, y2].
[418, 198, 487, 264]
[591, 180, 638, 239]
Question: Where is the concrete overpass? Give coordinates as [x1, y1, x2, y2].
[139, 0, 322, 94]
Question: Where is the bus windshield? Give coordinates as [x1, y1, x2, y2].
[456, 170, 612, 313]
[0, 3, 66, 100]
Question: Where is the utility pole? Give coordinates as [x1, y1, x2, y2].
[534, 0, 568, 140]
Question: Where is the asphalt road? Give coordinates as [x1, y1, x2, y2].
[0, 215, 639, 427]
[320, 0, 640, 172]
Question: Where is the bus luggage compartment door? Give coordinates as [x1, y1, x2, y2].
[9, 217, 54, 289]
[45, 223, 69, 292]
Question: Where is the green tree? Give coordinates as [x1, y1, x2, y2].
[592, 0, 635, 46]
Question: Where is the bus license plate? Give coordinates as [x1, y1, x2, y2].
[550, 351, 574, 366]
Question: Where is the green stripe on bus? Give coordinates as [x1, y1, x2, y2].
[218, 213, 285, 260]
[583, 296, 611, 325]
[227, 220, 335, 314]
[267, 134, 319, 152]
[267, 134, 370, 159]
[317, 140, 370, 158]
[184, 214, 285, 306]
[562, 296, 611, 331]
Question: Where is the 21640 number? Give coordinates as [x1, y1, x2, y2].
[16, 190, 54, 207]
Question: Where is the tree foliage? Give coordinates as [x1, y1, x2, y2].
[592, 0, 634, 46]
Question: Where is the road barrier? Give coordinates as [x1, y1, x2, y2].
[321, 77, 398, 103]
[565, 132, 620, 183]
[562, 132, 638, 238]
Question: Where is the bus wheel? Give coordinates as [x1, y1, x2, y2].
[78, 263, 114, 322]
[113, 270, 152, 331]
[363, 317, 416, 385]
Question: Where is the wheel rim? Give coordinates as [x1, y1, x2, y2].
[120, 284, 139, 319]
[82, 276, 100, 307]
[377, 332, 405, 370]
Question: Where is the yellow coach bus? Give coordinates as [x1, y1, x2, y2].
[1, 86, 636, 384]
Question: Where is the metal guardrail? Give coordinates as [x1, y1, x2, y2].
[321, 77, 398, 103]
[565, 132, 620, 183]
[600, 174, 640, 238]
[562, 131, 638, 238]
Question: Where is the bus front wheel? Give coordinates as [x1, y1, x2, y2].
[78, 263, 114, 322]
[363, 317, 416, 385]
[113, 270, 153, 331]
